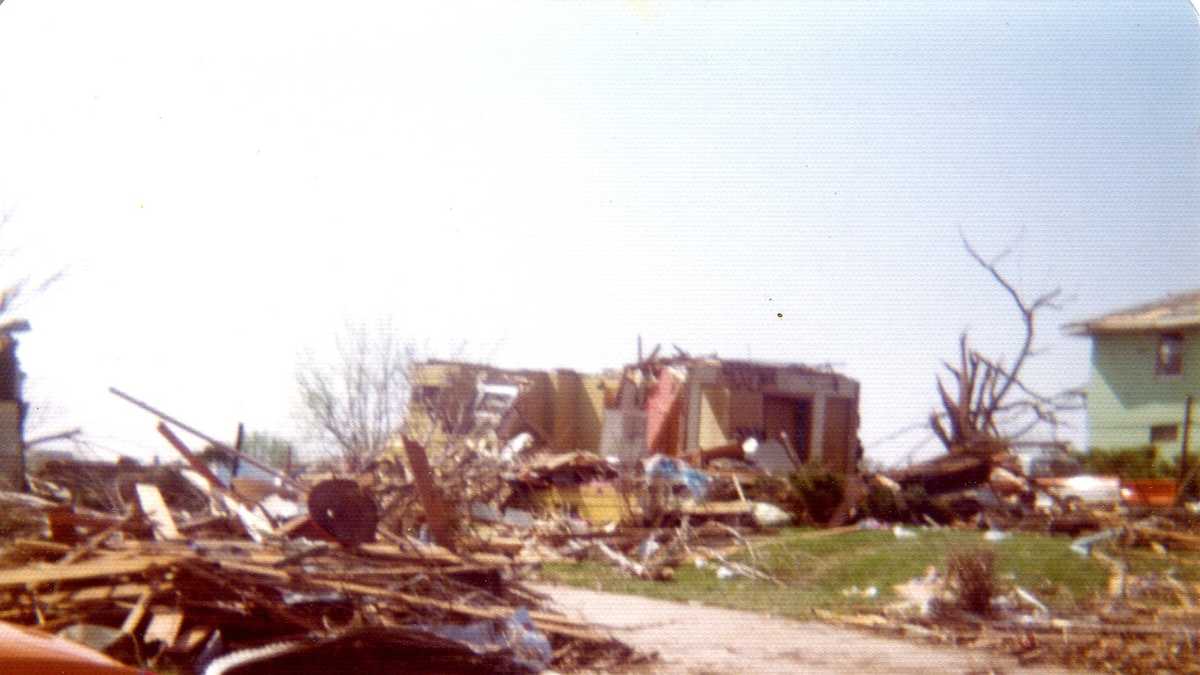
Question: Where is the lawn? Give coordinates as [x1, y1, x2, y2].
[538, 526, 1112, 620]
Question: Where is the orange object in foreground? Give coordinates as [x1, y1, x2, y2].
[0, 620, 143, 675]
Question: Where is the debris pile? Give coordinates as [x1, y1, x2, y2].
[863, 444, 1129, 535]
[0, 394, 642, 674]
[819, 520, 1200, 675]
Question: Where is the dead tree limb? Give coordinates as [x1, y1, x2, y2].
[932, 237, 1071, 454]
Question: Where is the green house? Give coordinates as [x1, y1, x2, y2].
[1068, 291, 1200, 458]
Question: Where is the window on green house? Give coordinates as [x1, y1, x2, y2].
[1156, 333, 1183, 376]
[1150, 424, 1179, 444]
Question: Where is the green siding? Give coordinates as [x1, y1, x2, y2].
[1087, 329, 1199, 457]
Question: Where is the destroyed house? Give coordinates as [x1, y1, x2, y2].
[404, 361, 616, 453]
[1068, 290, 1200, 457]
[405, 356, 861, 474]
[0, 323, 26, 492]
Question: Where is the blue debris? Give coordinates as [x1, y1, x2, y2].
[410, 607, 552, 672]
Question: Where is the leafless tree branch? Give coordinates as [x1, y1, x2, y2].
[297, 326, 413, 472]
[931, 237, 1071, 453]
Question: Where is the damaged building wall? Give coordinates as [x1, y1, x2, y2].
[598, 378, 647, 462]
[406, 362, 614, 453]
[0, 331, 25, 491]
[405, 357, 861, 474]
[680, 361, 860, 473]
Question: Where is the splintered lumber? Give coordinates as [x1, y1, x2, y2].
[356, 542, 465, 565]
[0, 555, 182, 588]
[1134, 526, 1200, 552]
[682, 501, 755, 517]
[401, 436, 458, 551]
[10, 540, 72, 556]
[31, 583, 157, 606]
[592, 541, 649, 579]
[143, 608, 184, 647]
[57, 513, 135, 565]
[302, 577, 608, 641]
[119, 589, 152, 635]
[111, 387, 302, 491]
[214, 560, 292, 581]
[156, 423, 249, 508]
[135, 483, 180, 541]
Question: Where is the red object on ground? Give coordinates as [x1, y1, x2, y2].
[0, 620, 143, 675]
[1122, 479, 1178, 507]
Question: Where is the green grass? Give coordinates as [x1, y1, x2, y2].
[538, 527, 1111, 619]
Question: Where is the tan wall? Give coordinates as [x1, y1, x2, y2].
[575, 374, 608, 451]
[548, 370, 580, 449]
[698, 386, 731, 448]
[727, 388, 763, 439]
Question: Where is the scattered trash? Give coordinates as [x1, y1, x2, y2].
[1070, 528, 1121, 557]
[635, 536, 661, 562]
[644, 455, 711, 501]
[751, 501, 791, 528]
[841, 585, 878, 599]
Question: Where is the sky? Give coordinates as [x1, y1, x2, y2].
[0, 1, 1197, 466]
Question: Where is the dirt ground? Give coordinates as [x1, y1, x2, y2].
[534, 584, 1076, 675]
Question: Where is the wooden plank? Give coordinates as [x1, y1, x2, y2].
[170, 625, 210, 653]
[355, 542, 465, 565]
[401, 436, 457, 551]
[11, 539, 72, 555]
[303, 577, 607, 641]
[682, 501, 754, 516]
[34, 583, 155, 605]
[274, 514, 313, 538]
[143, 609, 184, 647]
[215, 559, 291, 581]
[57, 513, 135, 565]
[220, 493, 275, 543]
[0, 555, 181, 588]
[111, 388, 303, 491]
[156, 422, 230, 495]
[135, 483, 180, 540]
[307, 564, 501, 579]
[120, 589, 152, 635]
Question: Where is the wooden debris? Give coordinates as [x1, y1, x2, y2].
[0, 444, 640, 674]
[142, 608, 183, 647]
[134, 484, 179, 541]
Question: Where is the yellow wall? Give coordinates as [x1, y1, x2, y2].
[575, 374, 608, 451]
[528, 482, 640, 525]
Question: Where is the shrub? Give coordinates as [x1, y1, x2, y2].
[787, 466, 845, 524]
[946, 548, 997, 615]
[862, 483, 905, 522]
[894, 484, 956, 524]
[1077, 446, 1174, 480]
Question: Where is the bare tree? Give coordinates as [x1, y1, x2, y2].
[297, 326, 412, 472]
[930, 237, 1081, 454]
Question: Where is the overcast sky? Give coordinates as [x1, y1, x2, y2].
[1, 1, 1197, 465]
